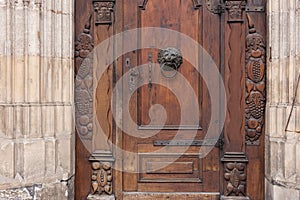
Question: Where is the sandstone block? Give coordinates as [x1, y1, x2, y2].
[23, 140, 45, 180]
[0, 140, 14, 179]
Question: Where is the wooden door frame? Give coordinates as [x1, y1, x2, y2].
[74, 1, 266, 199]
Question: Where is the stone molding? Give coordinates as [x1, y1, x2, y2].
[266, 0, 300, 198]
[0, 0, 74, 199]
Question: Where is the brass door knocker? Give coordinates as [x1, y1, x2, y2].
[157, 47, 183, 78]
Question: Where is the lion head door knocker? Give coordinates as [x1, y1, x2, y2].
[157, 47, 183, 78]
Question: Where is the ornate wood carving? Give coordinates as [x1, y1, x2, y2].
[91, 162, 113, 195]
[93, 0, 115, 25]
[88, 151, 115, 199]
[221, 153, 249, 199]
[223, 0, 245, 151]
[224, 162, 246, 196]
[245, 15, 266, 145]
[225, 0, 246, 22]
[75, 16, 94, 140]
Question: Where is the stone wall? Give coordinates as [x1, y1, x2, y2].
[0, 0, 74, 199]
[266, 0, 300, 199]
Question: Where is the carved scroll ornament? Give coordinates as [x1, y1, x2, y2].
[245, 15, 266, 145]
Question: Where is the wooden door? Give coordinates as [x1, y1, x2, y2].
[121, 0, 221, 199]
[75, 0, 266, 200]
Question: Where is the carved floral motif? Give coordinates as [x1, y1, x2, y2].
[75, 16, 94, 139]
[224, 162, 247, 196]
[91, 162, 113, 195]
[225, 1, 246, 22]
[93, 1, 115, 25]
[245, 15, 266, 145]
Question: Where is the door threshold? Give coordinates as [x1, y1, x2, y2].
[123, 192, 220, 200]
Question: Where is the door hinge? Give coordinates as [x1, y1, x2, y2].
[245, 5, 265, 12]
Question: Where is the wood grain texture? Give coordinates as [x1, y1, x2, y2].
[121, 0, 221, 194]
[75, 0, 266, 199]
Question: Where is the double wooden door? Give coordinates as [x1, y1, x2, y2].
[75, 0, 266, 199]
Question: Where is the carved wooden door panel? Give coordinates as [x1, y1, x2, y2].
[120, 0, 221, 199]
[75, 0, 266, 200]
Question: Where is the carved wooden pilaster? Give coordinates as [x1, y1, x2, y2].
[93, 0, 115, 25]
[223, 2, 248, 198]
[75, 8, 116, 198]
[245, 14, 266, 145]
[221, 153, 249, 200]
[75, 16, 94, 140]
[223, 0, 246, 153]
[88, 151, 115, 200]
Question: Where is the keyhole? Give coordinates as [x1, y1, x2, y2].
[125, 58, 130, 68]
